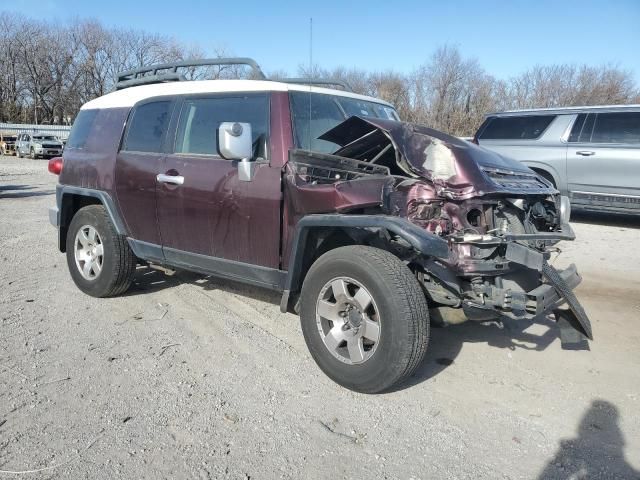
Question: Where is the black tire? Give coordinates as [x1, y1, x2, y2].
[66, 205, 137, 297]
[29, 148, 36, 159]
[16, 149, 22, 158]
[299, 246, 429, 393]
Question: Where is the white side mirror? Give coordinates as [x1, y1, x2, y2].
[218, 122, 255, 182]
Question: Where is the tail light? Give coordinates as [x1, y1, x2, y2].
[48, 157, 63, 175]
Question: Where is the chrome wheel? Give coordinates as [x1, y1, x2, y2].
[315, 277, 381, 365]
[74, 225, 104, 280]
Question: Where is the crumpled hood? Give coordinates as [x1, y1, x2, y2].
[320, 116, 555, 199]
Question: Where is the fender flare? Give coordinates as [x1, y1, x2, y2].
[54, 185, 127, 251]
[279, 214, 450, 313]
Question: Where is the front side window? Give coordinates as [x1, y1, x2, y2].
[290, 91, 400, 153]
[174, 95, 269, 158]
[479, 115, 556, 140]
[123, 101, 172, 153]
[591, 112, 640, 144]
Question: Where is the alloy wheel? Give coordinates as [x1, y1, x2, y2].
[74, 225, 104, 280]
[315, 276, 381, 365]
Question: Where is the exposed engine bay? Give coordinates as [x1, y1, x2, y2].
[284, 116, 592, 346]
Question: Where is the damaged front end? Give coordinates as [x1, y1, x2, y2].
[285, 116, 592, 348]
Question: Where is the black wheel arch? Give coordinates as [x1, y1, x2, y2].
[56, 186, 127, 252]
[280, 214, 450, 313]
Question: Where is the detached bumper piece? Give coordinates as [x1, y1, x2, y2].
[541, 261, 593, 350]
[466, 262, 592, 349]
[526, 261, 592, 349]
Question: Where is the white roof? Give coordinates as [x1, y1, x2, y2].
[81, 79, 394, 110]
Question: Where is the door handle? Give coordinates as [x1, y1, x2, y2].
[576, 151, 595, 156]
[156, 173, 185, 185]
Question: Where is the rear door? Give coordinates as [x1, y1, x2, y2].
[115, 99, 175, 259]
[566, 111, 640, 212]
[156, 93, 282, 270]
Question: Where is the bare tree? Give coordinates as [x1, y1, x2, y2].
[0, 14, 638, 133]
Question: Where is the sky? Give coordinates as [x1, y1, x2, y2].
[2, 0, 639, 82]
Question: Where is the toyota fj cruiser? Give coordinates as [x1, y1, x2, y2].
[48, 58, 592, 393]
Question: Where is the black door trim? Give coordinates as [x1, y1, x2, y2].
[128, 239, 286, 290]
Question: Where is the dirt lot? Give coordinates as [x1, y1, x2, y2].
[1, 155, 639, 479]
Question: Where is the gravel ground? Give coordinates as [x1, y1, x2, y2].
[1, 155, 639, 479]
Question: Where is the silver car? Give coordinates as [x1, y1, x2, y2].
[474, 105, 640, 215]
[16, 133, 64, 159]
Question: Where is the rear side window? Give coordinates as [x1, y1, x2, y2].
[591, 112, 640, 144]
[174, 95, 269, 158]
[478, 115, 556, 140]
[67, 110, 98, 149]
[568, 113, 595, 143]
[123, 101, 172, 153]
[568, 114, 587, 142]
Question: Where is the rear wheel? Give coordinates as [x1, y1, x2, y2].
[299, 246, 430, 393]
[66, 205, 137, 297]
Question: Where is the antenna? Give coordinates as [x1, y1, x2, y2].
[308, 17, 313, 150]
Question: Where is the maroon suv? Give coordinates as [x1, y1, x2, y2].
[49, 58, 592, 393]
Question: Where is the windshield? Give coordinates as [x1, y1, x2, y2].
[290, 91, 399, 153]
[34, 136, 58, 141]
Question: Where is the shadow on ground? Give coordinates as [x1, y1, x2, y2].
[538, 400, 639, 479]
[395, 314, 561, 391]
[0, 184, 53, 199]
[127, 267, 568, 391]
[572, 210, 640, 229]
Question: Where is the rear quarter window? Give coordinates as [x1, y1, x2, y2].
[67, 109, 99, 149]
[122, 101, 172, 153]
[479, 115, 556, 140]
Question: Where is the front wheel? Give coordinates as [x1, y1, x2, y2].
[29, 148, 36, 159]
[66, 205, 137, 297]
[299, 246, 430, 393]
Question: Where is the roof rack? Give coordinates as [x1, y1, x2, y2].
[115, 57, 267, 90]
[114, 57, 354, 92]
[279, 78, 353, 92]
